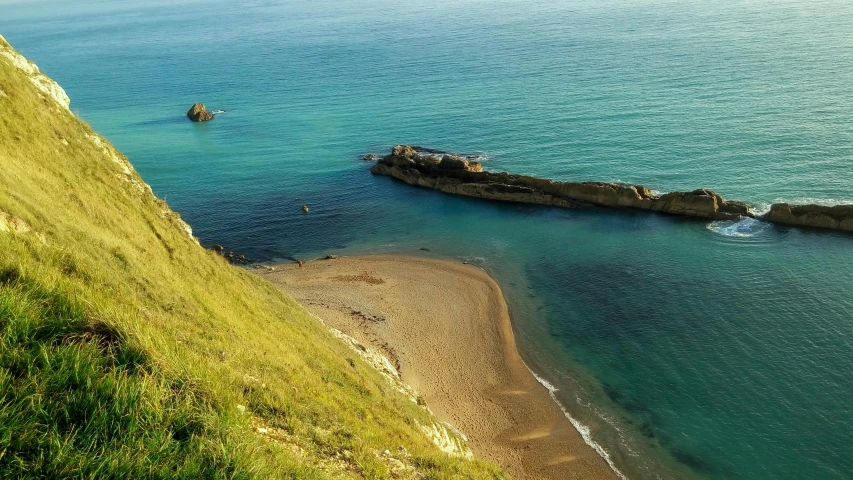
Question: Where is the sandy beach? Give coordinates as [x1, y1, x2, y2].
[260, 255, 616, 480]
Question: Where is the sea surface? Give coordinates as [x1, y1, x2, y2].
[3, 1, 853, 478]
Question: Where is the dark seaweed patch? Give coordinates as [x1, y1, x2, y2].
[671, 448, 718, 475]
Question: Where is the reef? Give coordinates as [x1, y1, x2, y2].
[371, 145, 752, 221]
[370, 145, 853, 233]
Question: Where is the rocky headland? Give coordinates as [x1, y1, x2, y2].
[370, 145, 853, 233]
[1, 37, 509, 479]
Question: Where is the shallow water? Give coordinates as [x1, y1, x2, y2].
[4, 1, 853, 478]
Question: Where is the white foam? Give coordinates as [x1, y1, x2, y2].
[752, 202, 772, 216]
[706, 217, 769, 238]
[526, 366, 630, 480]
[211, 109, 225, 114]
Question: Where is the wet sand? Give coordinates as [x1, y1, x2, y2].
[260, 255, 616, 480]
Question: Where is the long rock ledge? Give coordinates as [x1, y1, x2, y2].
[370, 145, 853, 233]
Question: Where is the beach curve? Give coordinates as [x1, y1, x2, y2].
[260, 255, 619, 480]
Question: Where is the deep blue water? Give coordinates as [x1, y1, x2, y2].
[3, 1, 853, 478]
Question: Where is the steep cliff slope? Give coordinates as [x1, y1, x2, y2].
[0, 35, 501, 479]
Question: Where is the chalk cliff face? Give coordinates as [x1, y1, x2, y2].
[0, 34, 70, 111]
[764, 203, 853, 232]
[372, 145, 754, 221]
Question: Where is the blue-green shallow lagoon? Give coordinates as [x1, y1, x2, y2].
[3, 0, 853, 477]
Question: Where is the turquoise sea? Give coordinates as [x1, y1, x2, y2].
[3, 0, 853, 478]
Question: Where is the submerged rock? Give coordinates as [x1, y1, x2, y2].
[186, 103, 214, 122]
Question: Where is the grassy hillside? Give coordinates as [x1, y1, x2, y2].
[0, 35, 502, 479]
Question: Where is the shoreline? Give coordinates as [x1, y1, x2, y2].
[259, 255, 619, 479]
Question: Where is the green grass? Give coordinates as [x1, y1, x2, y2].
[0, 36, 504, 479]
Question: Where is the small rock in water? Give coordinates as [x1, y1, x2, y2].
[301, 205, 309, 213]
[186, 103, 214, 122]
[363, 154, 377, 161]
[419, 247, 430, 251]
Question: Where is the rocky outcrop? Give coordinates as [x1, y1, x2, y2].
[370, 145, 853, 233]
[186, 103, 214, 122]
[371, 145, 754, 221]
[764, 203, 853, 232]
[0, 34, 70, 111]
[0, 211, 30, 234]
